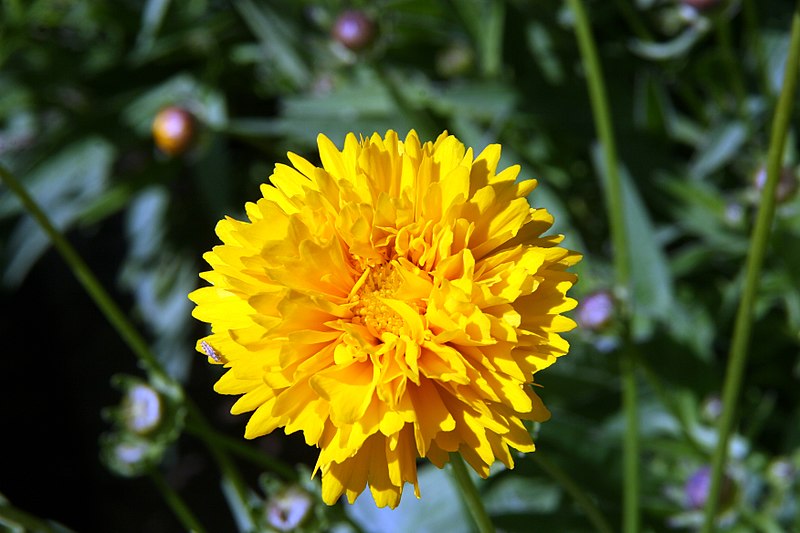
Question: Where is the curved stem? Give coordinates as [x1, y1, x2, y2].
[532, 453, 614, 533]
[186, 400, 256, 532]
[566, 2, 638, 531]
[185, 415, 297, 481]
[0, 163, 170, 384]
[449, 453, 495, 533]
[701, 2, 800, 531]
[149, 468, 207, 533]
[0, 163, 259, 529]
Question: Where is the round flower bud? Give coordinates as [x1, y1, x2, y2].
[265, 486, 313, 532]
[122, 383, 163, 435]
[576, 291, 614, 331]
[152, 106, 195, 156]
[681, 0, 721, 11]
[332, 10, 376, 51]
[684, 466, 736, 511]
[753, 166, 798, 204]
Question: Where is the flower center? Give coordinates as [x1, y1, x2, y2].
[351, 263, 404, 337]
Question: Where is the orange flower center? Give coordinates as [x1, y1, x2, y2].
[351, 263, 404, 337]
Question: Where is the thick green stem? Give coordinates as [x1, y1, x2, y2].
[567, 2, 638, 531]
[701, 2, 800, 531]
[449, 453, 495, 533]
[150, 468, 208, 533]
[532, 453, 614, 533]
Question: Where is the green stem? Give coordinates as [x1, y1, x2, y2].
[0, 164, 169, 383]
[620, 348, 639, 533]
[532, 453, 614, 533]
[567, 2, 638, 531]
[150, 468, 207, 533]
[567, 0, 630, 297]
[701, 2, 800, 532]
[0, 163, 259, 529]
[449, 453, 495, 533]
[185, 412, 297, 480]
[185, 400, 256, 528]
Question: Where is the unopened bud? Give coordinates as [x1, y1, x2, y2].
[332, 10, 376, 52]
[152, 106, 195, 156]
[265, 486, 313, 532]
[576, 291, 614, 331]
[123, 384, 162, 435]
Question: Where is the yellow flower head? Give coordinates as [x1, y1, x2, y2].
[189, 130, 580, 508]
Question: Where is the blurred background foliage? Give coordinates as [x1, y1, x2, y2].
[1, 0, 800, 531]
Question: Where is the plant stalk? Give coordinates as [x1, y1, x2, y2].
[449, 453, 495, 533]
[701, 2, 800, 531]
[150, 468, 208, 533]
[532, 452, 614, 533]
[0, 163, 259, 530]
[566, 1, 638, 531]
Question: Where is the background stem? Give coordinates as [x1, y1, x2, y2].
[701, 2, 800, 531]
[0, 163, 261, 531]
[532, 453, 614, 533]
[566, 1, 638, 531]
[149, 468, 207, 533]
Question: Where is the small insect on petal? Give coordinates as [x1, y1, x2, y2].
[200, 341, 223, 363]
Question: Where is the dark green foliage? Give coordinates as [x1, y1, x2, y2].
[2, 0, 800, 531]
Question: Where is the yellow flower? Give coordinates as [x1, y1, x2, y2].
[189, 130, 580, 508]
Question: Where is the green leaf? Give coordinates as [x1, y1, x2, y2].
[1, 137, 114, 286]
[122, 74, 228, 135]
[689, 121, 748, 179]
[629, 23, 708, 61]
[483, 475, 561, 515]
[526, 21, 565, 85]
[592, 146, 674, 339]
[132, 0, 172, 59]
[346, 464, 471, 533]
[234, 0, 311, 89]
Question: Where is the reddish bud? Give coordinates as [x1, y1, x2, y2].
[332, 10, 376, 51]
